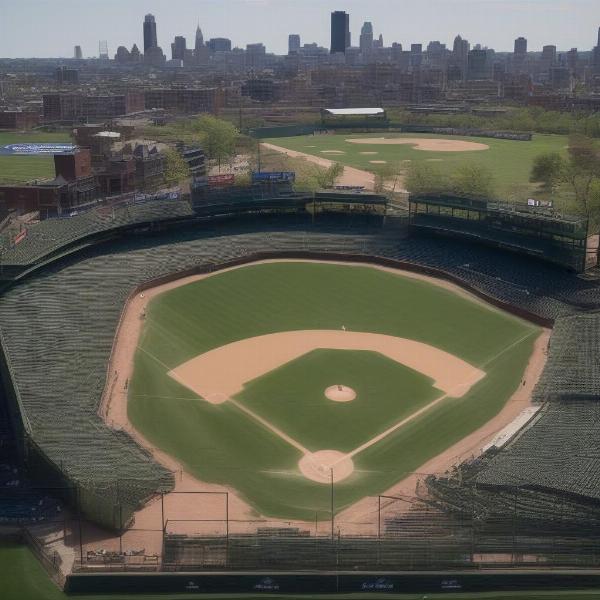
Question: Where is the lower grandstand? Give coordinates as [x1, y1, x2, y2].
[1, 189, 600, 587]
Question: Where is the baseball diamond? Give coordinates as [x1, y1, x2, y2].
[116, 261, 540, 520]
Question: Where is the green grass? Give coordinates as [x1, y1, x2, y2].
[128, 262, 538, 520]
[3, 542, 600, 600]
[0, 131, 72, 184]
[237, 349, 438, 452]
[263, 132, 569, 202]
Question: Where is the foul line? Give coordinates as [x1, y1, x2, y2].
[228, 398, 310, 455]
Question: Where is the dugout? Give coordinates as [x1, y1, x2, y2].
[409, 194, 598, 272]
[321, 107, 389, 129]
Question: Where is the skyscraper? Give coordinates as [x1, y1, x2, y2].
[330, 11, 350, 54]
[359, 22, 373, 54]
[288, 34, 301, 55]
[143, 14, 158, 52]
[171, 36, 187, 61]
[74, 45, 82, 60]
[514, 37, 527, 56]
[195, 25, 204, 51]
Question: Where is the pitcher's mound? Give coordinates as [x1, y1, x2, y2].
[325, 385, 356, 402]
[298, 450, 354, 483]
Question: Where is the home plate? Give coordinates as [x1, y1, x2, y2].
[298, 450, 354, 483]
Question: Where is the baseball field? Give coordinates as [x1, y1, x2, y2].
[120, 261, 542, 523]
[0, 131, 72, 184]
[262, 132, 569, 199]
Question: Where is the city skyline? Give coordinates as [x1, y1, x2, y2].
[0, 0, 598, 58]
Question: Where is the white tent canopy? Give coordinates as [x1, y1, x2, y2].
[322, 108, 385, 116]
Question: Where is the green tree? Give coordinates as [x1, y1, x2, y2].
[451, 164, 496, 199]
[562, 136, 600, 228]
[404, 162, 449, 195]
[192, 115, 238, 171]
[529, 152, 565, 193]
[163, 148, 190, 185]
[314, 162, 344, 189]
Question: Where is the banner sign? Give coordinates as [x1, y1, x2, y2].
[208, 174, 235, 187]
[0, 143, 77, 156]
[251, 171, 295, 183]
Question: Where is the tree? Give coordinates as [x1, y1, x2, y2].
[371, 163, 395, 193]
[404, 162, 449, 195]
[314, 162, 344, 189]
[192, 115, 238, 171]
[451, 164, 496, 199]
[530, 152, 564, 193]
[163, 148, 190, 185]
[562, 136, 600, 228]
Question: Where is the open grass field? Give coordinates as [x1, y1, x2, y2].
[3, 542, 600, 600]
[128, 262, 538, 521]
[263, 132, 569, 201]
[0, 131, 72, 184]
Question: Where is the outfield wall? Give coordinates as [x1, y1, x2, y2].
[65, 569, 600, 595]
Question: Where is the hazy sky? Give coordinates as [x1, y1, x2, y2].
[0, 0, 598, 58]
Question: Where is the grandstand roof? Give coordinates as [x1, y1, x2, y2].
[323, 108, 385, 116]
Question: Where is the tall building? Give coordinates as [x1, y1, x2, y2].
[411, 43, 423, 67]
[74, 45, 83, 60]
[207, 38, 232, 52]
[195, 24, 204, 51]
[130, 44, 141, 63]
[143, 14, 158, 52]
[514, 37, 527, 56]
[359, 22, 373, 54]
[452, 35, 470, 80]
[542, 45, 557, 64]
[288, 34, 301, 55]
[98, 40, 109, 60]
[330, 11, 350, 54]
[171, 36, 187, 61]
[467, 47, 489, 80]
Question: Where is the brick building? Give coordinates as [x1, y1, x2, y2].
[0, 149, 97, 216]
[43, 92, 145, 122]
[144, 88, 223, 114]
[0, 110, 40, 130]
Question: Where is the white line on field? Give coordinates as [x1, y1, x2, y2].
[229, 398, 311, 455]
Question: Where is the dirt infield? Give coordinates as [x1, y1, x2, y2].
[100, 259, 548, 537]
[346, 137, 490, 152]
[169, 330, 484, 402]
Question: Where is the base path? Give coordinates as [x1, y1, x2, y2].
[261, 142, 378, 190]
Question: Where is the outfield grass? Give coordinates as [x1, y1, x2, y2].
[0, 131, 72, 184]
[263, 132, 569, 202]
[3, 542, 599, 600]
[129, 262, 538, 520]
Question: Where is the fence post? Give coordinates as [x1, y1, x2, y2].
[77, 485, 83, 568]
[377, 495, 381, 567]
[225, 491, 229, 569]
[330, 468, 334, 541]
